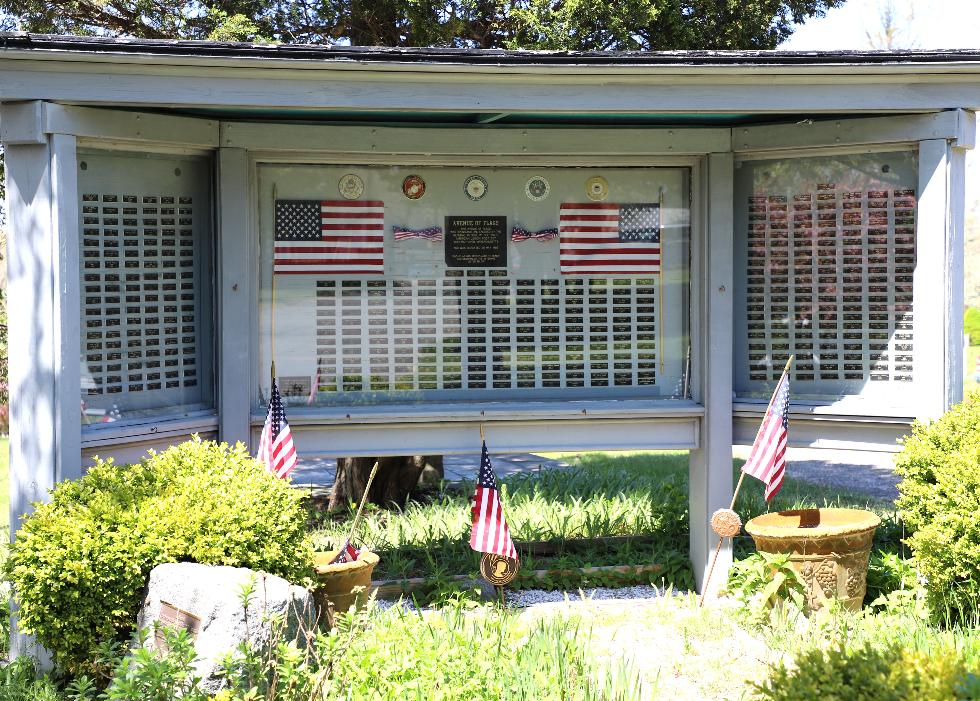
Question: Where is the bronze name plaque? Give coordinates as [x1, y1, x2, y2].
[154, 600, 202, 650]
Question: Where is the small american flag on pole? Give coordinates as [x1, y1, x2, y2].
[742, 370, 790, 502]
[256, 379, 298, 479]
[559, 202, 661, 275]
[329, 540, 360, 564]
[274, 200, 385, 275]
[470, 441, 518, 561]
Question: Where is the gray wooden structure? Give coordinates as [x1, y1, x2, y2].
[1, 38, 975, 644]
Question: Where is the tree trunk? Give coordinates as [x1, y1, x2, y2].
[328, 455, 443, 511]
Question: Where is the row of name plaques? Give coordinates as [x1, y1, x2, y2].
[745, 185, 915, 384]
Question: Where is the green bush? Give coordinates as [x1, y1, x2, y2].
[966, 307, 980, 346]
[4, 438, 314, 672]
[754, 642, 973, 701]
[895, 392, 980, 620]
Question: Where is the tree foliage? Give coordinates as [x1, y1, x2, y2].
[2, 0, 844, 50]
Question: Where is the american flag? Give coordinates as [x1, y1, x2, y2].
[470, 441, 518, 561]
[393, 225, 443, 241]
[256, 380, 298, 479]
[511, 226, 559, 242]
[559, 202, 661, 275]
[329, 540, 360, 564]
[274, 200, 384, 275]
[742, 371, 790, 502]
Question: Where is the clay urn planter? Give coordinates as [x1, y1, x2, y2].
[312, 549, 380, 617]
[744, 508, 880, 612]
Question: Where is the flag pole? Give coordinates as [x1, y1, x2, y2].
[344, 461, 380, 548]
[270, 184, 278, 388]
[658, 186, 665, 375]
[698, 354, 794, 608]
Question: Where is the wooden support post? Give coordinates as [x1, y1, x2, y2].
[217, 147, 253, 446]
[689, 151, 734, 598]
[4, 111, 80, 661]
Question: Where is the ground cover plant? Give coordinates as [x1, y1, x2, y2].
[4, 438, 314, 673]
[0, 602, 646, 701]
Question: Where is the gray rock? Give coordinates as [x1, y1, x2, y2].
[136, 563, 317, 693]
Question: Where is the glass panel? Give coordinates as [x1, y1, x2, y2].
[258, 165, 691, 408]
[733, 150, 917, 409]
[78, 151, 214, 427]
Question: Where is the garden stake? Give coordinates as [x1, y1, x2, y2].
[699, 355, 793, 608]
[345, 460, 380, 547]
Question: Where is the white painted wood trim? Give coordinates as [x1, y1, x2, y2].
[250, 399, 705, 426]
[50, 134, 81, 482]
[44, 104, 218, 148]
[224, 123, 730, 156]
[81, 414, 220, 448]
[252, 416, 700, 457]
[5, 137, 55, 661]
[217, 148, 252, 446]
[3, 65, 980, 112]
[947, 143, 967, 408]
[0, 101, 44, 144]
[689, 151, 734, 595]
[733, 111, 976, 153]
[732, 414, 909, 452]
[915, 140, 951, 421]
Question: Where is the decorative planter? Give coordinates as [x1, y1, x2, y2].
[745, 508, 880, 612]
[312, 550, 380, 616]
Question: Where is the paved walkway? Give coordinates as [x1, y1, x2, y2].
[292, 448, 899, 500]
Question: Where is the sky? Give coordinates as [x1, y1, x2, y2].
[777, 0, 980, 204]
[779, 0, 980, 51]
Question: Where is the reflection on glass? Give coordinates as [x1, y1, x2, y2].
[734, 151, 918, 407]
[78, 152, 214, 428]
[258, 166, 692, 408]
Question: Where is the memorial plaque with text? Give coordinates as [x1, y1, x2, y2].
[154, 601, 202, 651]
[445, 216, 507, 268]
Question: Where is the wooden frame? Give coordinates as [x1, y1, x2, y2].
[0, 48, 973, 617]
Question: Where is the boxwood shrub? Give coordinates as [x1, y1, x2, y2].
[895, 391, 980, 621]
[754, 642, 973, 701]
[4, 437, 314, 672]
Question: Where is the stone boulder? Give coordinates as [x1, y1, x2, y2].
[136, 563, 317, 693]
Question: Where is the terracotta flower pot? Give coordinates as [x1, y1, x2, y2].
[311, 549, 380, 616]
[745, 508, 880, 612]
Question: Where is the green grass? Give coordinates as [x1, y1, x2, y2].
[314, 451, 902, 586]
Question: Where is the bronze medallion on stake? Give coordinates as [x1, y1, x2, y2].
[480, 553, 518, 586]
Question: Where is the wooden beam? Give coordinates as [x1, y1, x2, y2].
[223, 122, 731, 156]
[733, 111, 976, 154]
[44, 104, 218, 148]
